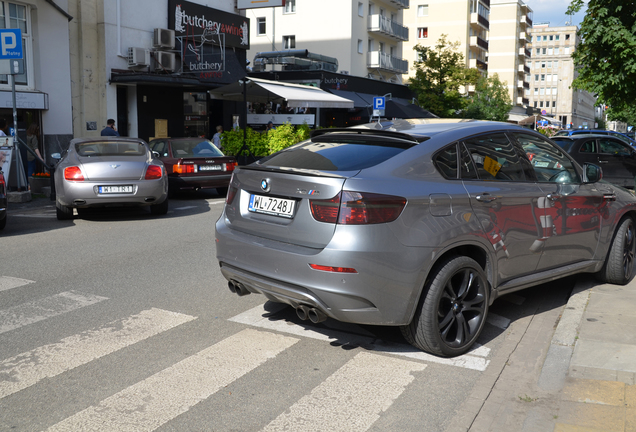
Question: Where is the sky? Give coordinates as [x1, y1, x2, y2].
[524, 0, 588, 27]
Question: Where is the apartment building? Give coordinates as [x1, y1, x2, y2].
[526, 24, 596, 129]
[403, 0, 532, 117]
[245, 0, 409, 83]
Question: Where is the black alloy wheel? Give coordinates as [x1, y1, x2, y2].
[599, 217, 636, 285]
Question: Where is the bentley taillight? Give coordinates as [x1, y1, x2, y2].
[145, 165, 163, 180]
[64, 166, 84, 181]
[310, 192, 406, 225]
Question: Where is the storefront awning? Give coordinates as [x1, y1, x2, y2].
[209, 77, 354, 109]
[325, 89, 370, 108]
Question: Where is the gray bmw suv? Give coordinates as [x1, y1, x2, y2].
[215, 119, 636, 357]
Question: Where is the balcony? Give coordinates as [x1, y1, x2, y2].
[469, 58, 488, 71]
[518, 47, 531, 58]
[377, 0, 409, 9]
[520, 14, 533, 27]
[480, 0, 490, 7]
[469, 35, 489, 51]
[368, 15, 409, 41]
[470, 13, 490, 30]
[519, 32, 530, 43]
[517, 96, 530, 106]
[517, 80, 530, 89]
[367, 51, 408, 74]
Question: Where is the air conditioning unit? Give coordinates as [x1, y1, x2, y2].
[151, 51, 177, 72]
[153, 28, 175, 49]
[127, 47, 149, 67]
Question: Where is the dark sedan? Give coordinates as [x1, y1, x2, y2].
[148, 138, 237, 196]
[552, 134, 636, 189]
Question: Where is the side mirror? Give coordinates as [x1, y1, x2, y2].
[51, 153, 61, 160]
[583, 163, 603, 183]
[152, 151, 160, 158]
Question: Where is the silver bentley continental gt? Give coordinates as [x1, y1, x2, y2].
[54, 137, 169, 220]
[215, 119, 636, 357]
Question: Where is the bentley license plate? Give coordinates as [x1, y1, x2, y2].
[98, 185, 133, 194]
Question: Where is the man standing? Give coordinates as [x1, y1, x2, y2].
[101, 119, 120, 136]
[213, 125, 223, 150]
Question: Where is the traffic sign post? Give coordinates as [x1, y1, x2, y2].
[0, 28, 26, 191]
[372, 96, 385, 119]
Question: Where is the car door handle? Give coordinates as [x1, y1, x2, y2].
[597, 159, 609, 164]
[603, 194, 617, 201]
[547, 194, 562, 201]
[476, 194, 497, 203]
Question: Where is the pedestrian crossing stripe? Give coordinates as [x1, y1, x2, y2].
[45, 329, 298, 432]
[229, 303, 491, 371]
[0, 308, 196, 398]
[262, 351, 426, 432]
[0, 276, 34, 293]
[0, 290, 108, 334]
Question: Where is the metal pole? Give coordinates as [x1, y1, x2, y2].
[11, 72, 24, 191]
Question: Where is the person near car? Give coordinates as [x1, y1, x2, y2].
[0, 118, 8, 136]
[265, 121, 276, 133]
[213, 125, 223, 150]
[26, 123, 42, 178]
[101, 119, 120, 136]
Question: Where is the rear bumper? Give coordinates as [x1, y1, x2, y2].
[56, 178, 168, 207]
[215, 215, 432, 326]
[169, 174, 231, 190]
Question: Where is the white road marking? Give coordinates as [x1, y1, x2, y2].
[486, 312, 511, 329]
[173, 206, 197, 210]
[229, 304, 490, 371]
[262, 352, 426, 432]
[0, 276, 35, 293]
[0, 291, 108, 334]
[0, 308, 196, 398]
[206, 200, 225, 205]
[45, 329, 298, 432]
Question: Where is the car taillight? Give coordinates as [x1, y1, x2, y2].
[310, 192, 406, 225]
[308, 264, 358, 273]
[224, 161, 238, 172]
[64, 166, 84, 181]
[145, 165, 163, 180]
[173, 163, 197, 174]
[226, 184, 238, 205]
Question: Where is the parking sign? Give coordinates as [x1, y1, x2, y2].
[0, 29, 22, 59]
[373, 97, 385, 110]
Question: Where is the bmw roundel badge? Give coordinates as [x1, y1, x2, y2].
[261, 179, 270, 192]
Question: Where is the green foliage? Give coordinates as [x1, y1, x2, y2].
[409, 35, 481, 117]
[595, 116, 606, 130]
[463, 73, 513, 122]
[567, 1, 636, 110]
[606, 105, 636, 126]
[537, 127, 558, 137]
[220, 122, 311, 157]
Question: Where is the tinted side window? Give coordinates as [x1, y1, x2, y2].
[578, 139, 596, 153]
[599, 138, 631, 156]
[462, 133, 526, 181]
[433, 143, 458, 179]
[513, 133, 581, 183]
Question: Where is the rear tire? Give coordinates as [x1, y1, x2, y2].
[598, 217, 635, 285]
[56, 202, 73, 220]
[401, 256, 489, 357]
[150, 197, 169, 215]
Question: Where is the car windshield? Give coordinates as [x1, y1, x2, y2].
[258, 136, 415, 171]
[171, 139, 223, 157]
[75, 142, 146, 157]
[553, 131, 569, 136]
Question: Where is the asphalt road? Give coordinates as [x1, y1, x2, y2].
[0, 191, 576, 432]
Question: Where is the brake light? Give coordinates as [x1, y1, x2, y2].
[310, 192, 406, 225]
[309, 264, 358, 273]
[64, 166, 84, 181]
[226, 184, 238, 205]
[145, 165, 163, 180]
[173, 163, 197, 174]
[224, 161, 238, 172]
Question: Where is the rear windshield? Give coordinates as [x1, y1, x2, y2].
[257, 137, 416, 171]
[76, 142, 146, 157]
[551, 138, 571, 149]
[171, 139, 223, 157]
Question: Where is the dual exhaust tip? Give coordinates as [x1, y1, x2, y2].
[295, 304, 327, 324]
[227, 280, 327, 324]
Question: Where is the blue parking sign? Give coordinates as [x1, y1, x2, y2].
[0, 29, 22, 59]
[373, 97, 385, 110]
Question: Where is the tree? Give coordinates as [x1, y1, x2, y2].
[409, 35, 481, 117]
[463, 73, 513, 122]
[567, 1, 636, 111]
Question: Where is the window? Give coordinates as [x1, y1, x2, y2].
[546, 88, 551, 95]
[540, 101, 544, 107]
[368, 39, 373, 52]
[536, 48, 540, 55]
[541, 74, 545, 81]
[358, 2, 364, 16]
[549, 35, 553, 41]
[378, 42, 384, 52]
[535, 74, 539, 81]
[534, 101, 538, 108]
[555, 35, 560, 41]
[540, 88, 545, 95]
[514, 133, 580, 183]
[534, 88, 539, 95]
[434, 144, 458, 179]
[0, 2, 30, 87]
[535, 61, 540, 68]
[599, 139, 631, 155]
[283, 0, 296, 13]
[547, 61, 552, 68]
[283, 35, 295, 49]
[578, 139, 596, 153]
[369, 3, 375, 15]
[554, 48, 560, 55]
[542, 48, 547, 54]
[462, 134, 527, 182]
[541, 61, 546, 68]
[358, 39, 363, 54]
[565, 47, 571, 55]
[417, 4, 429, 16]
[565, 34, 570, 40]
[548, 48, 553, 55]
[554, 60, 559, 68]
[257, 17, 266, 35]
[552, 101, 556, 107]
[553, 87, 557, 94]
[417, 27, 428, 39]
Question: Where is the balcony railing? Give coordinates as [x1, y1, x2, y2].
[517, 64, 530, 74]
[520, 14, 533, 26]
[367, 51, 408, 74]
[480, 0, 490, 7]
[523, 81, 530, 89]
[377, 0, 409, 9]
[517, 96, 529, 105]
[469, 36, 489, 50]
[469, 58, 488, 71]
[368, 15, 409, 41]
[470, 13, 490, 30]
[518, 47, 531, 57]
[519, 31, 530, 43]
